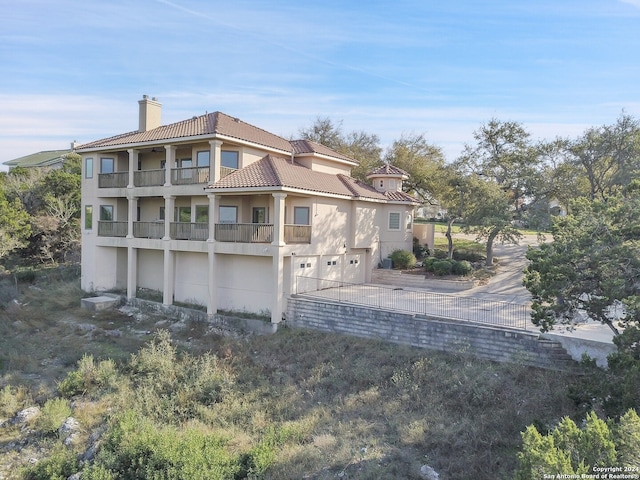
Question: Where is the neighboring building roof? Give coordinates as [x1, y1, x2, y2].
[366, 164, 409, 178]
[209, 155, 395, 201]
[3, 149, 72, 169]
[290, 139, 358, 165]
[77, 112, 293, 153]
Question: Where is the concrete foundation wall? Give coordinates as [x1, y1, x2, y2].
[287, 296, 578, 371]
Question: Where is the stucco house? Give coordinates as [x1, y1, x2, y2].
[78, 96, 418, 324]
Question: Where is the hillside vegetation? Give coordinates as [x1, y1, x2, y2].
[0, 273, 583, 480]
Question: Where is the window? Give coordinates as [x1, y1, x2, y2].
[379, 180, 384, 188]
[85, 158, 93, 179]
[221, 150, 239, 169]
[100, 158, 114, 174]
[389, 179, 396, 189]
[176, 206, 191, 222]
[406, 213, 413, 231]
[219, 206, 237, 224]
[159, 207, 165, 221]
[196, 151, 210, 167]
[100, 205, 113, 221]
[388, 212, 400, 231]
[293, 206, 310, 225]
[84, 205, 93, 229]
[252, 207, 266, 224]
[178, 158, 192, 168]
[195, 205, 208, 223]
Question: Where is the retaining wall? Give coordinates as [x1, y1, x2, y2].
[287, 295, 578, 371]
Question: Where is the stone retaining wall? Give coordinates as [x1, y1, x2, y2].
[287, 295, 578, 371]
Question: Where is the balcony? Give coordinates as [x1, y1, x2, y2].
[171, 166, 210, 185]
[98, 221, 127, 237]
[215, 223, 274, 243]
[284, 224, 312, 244]
[134, 169, 165, 187]
[133, 222, 165, 239]
[98, 172, 128, 188]
[170, 222, 209, 241]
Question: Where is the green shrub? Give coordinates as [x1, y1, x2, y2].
[432, 260, 453, 276]
[96, 411, 241, 480]
[432, 248, 448, 259]
[388, 250, 417, 269]
[37, 397, 71, 435]
[22, 447, 79, 480]
[0, 385, 30, 418]
[452, 248, 485, 263]
[412, 237, 429, 259]
[452, 260, 473, 276]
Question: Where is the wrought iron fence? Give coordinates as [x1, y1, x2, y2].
[295, 275, 531, 330]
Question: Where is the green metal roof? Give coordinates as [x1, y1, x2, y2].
[3, 149, 72, 168]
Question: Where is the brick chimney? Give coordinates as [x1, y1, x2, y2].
[138, 95, 162, 132]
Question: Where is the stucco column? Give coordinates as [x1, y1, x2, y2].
[162, 248, 174, 306]
[163, 195, 175, 240]
[127, 149, 138, 188]
[209, 140, 223, 183]
[271, 250, 284, 324]
[127, 246, 137, 299]
[206, 193, 218, 315]
[164, 145, 176, 186]
[207, 193, 218, 242]
[271, 192, 287, 246]
[126, 196, 137, 239]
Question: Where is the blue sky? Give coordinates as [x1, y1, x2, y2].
[1, 0, 639, 170]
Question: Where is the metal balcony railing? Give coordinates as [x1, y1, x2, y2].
[171, 166, 210, 185]
[134, 169, 165, 187]
[98, 172, 128, 188]
[284, 224, 311, 244]
[133, 222, 165, 239]
[170, 222, 209, 241]
[97, 221, 127, 237]
[214, 223, 274, 243]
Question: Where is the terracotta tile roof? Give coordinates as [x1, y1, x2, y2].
[384, 191, 420, 204]
[77, 112, 292, 152]
[291, 139, 358, 164]
[210, 155, 392, 201]
[367, 164, 409, 178]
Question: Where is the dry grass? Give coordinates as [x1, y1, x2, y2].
[0, 274, 583, 480]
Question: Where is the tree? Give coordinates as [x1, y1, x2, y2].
[515, 410, 632, 479]
[569, 113, 640, 201]
[0, 190, 31, 261]
[524, 184, 640, 334]
[298, 117, 383, 182]
[461, 177, 522, 266]
[459, 119, 540, 218]
[384, 132, 446, 203]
